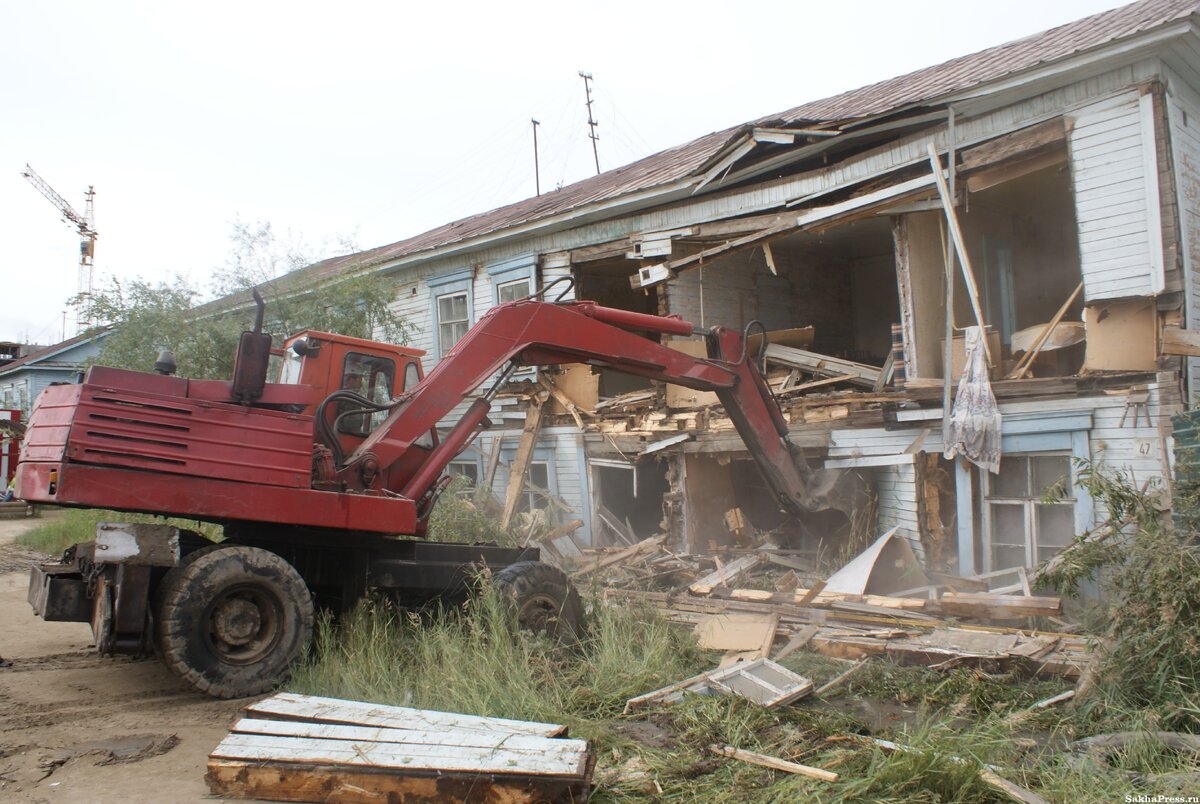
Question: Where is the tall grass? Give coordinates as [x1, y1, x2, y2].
[289, 588, 1199, 801]
[15, 507, 221, 556]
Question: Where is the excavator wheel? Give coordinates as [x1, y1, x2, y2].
[155, 545, 314, 699]
[491, 561, 585, 644]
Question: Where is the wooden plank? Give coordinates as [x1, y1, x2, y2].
[206, 759, 589, 804]
[689, 553, 766, 595]
[928, 142, 990, 360]
[210, 733, 589, 776]
[695, 614, 777, 653]
[762, 344, 880, 385]
[231, 718, 587, 755]
[1163, 325, 1200, 356]
[482, 435, 504, 493]
[501, 397, 545, 529]
[773, 625, 820, 661]
[570, 534, 665, 578]
[243, 693, 567, 738]
[934, 592, 1062, 619]
[709, 744, 837, 782]
[959, 118, 1067, 171]
[624, 669, 717, 713]
[813, 659, 868, 697]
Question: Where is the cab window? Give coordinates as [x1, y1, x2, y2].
[338, 352, 395, 436]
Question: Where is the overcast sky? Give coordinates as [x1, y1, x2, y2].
[1, 0, 1128, 344]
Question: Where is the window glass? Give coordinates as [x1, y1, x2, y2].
[992, 457, 1029, 498]
[403, 362, 421, 391]
[986, 452, 1076, 571]
[1032, 455, 1072, 499]
[279, 350, 303, 384]
[337, 352, 395, 435]
[498, 278, 531, 305]
[438, 292, 469, 350]
[1035, 504, 1075, 562]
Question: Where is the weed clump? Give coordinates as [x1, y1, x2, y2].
[1040, 460, 1200, 729]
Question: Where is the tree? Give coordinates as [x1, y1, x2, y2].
[86, 275, 243, 378]
[87, 221, 410, 378]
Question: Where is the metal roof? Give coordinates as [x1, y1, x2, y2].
[0, 328, 112, 378]
[220, 0, 1200, 302]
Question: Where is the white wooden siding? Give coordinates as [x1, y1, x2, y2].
[1069, 90, 1164, 300]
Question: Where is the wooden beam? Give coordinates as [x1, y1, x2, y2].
[1163, 325, 1200, 356]
[959, 118, 1067, 172]
[928, 142, 990, 360]
[763, 344, 881, 386]
[501, 398, 545, 529]
[482, 435, 504, 494]
[709, 744, 838, 782]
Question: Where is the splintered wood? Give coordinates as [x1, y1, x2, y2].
[608, 589, 1089, 680]
[207, 693, 593, 804]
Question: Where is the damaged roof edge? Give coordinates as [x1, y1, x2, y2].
[202, 1, 1199, 314]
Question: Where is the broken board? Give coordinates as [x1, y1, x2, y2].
[208, 693, 593, 803]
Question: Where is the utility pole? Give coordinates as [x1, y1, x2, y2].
[578, 71, 600, 175]
[531, 118, 541, 196]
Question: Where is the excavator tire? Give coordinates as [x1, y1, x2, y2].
[155, 545, 313, 699]
[491, 561, 585, 644]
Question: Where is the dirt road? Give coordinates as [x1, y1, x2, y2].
[0, 517, 251, 803]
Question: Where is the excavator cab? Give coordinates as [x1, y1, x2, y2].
[279, 330, 429, 459]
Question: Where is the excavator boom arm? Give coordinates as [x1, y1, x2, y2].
[340, 299, 823, 516]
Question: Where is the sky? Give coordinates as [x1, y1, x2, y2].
[1, 0, 1130, 345]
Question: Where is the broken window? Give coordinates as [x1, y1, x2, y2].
[983, 453, 1074, 571]
[517, 461, 550, 516]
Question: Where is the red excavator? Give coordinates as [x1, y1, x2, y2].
[18, 282, 857, 697]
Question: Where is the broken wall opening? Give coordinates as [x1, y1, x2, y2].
[902, 161, 1084, 379]
[575, 258, 661, 397]
[591, 459, 670, 547]
[666, 217, 899, 365]
[679, 453, 862, 554]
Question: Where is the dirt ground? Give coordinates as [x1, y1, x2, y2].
[0, 516, 256, 803]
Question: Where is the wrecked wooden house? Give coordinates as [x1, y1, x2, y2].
[258, 0, 1200, 580]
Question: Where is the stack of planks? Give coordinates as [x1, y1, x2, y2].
[207, 693, 593, 804]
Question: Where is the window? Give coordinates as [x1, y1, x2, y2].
[447, 461, 479, 497]
[337, 352, 395, 436]
[497, 277, 531, 304]
[428, 267, 474, 360]
[517, 462, 551, 515]
[437, 292, 469, 351]
[985, 454, 1075, 571]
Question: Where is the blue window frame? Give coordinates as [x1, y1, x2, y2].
[428, 267, 474, 360]
[487, 255, 537, 308]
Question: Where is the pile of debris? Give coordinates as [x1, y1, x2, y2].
[573, 527, 1088, 681]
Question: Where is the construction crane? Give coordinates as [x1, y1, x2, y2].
[21, 164, 97, 335]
